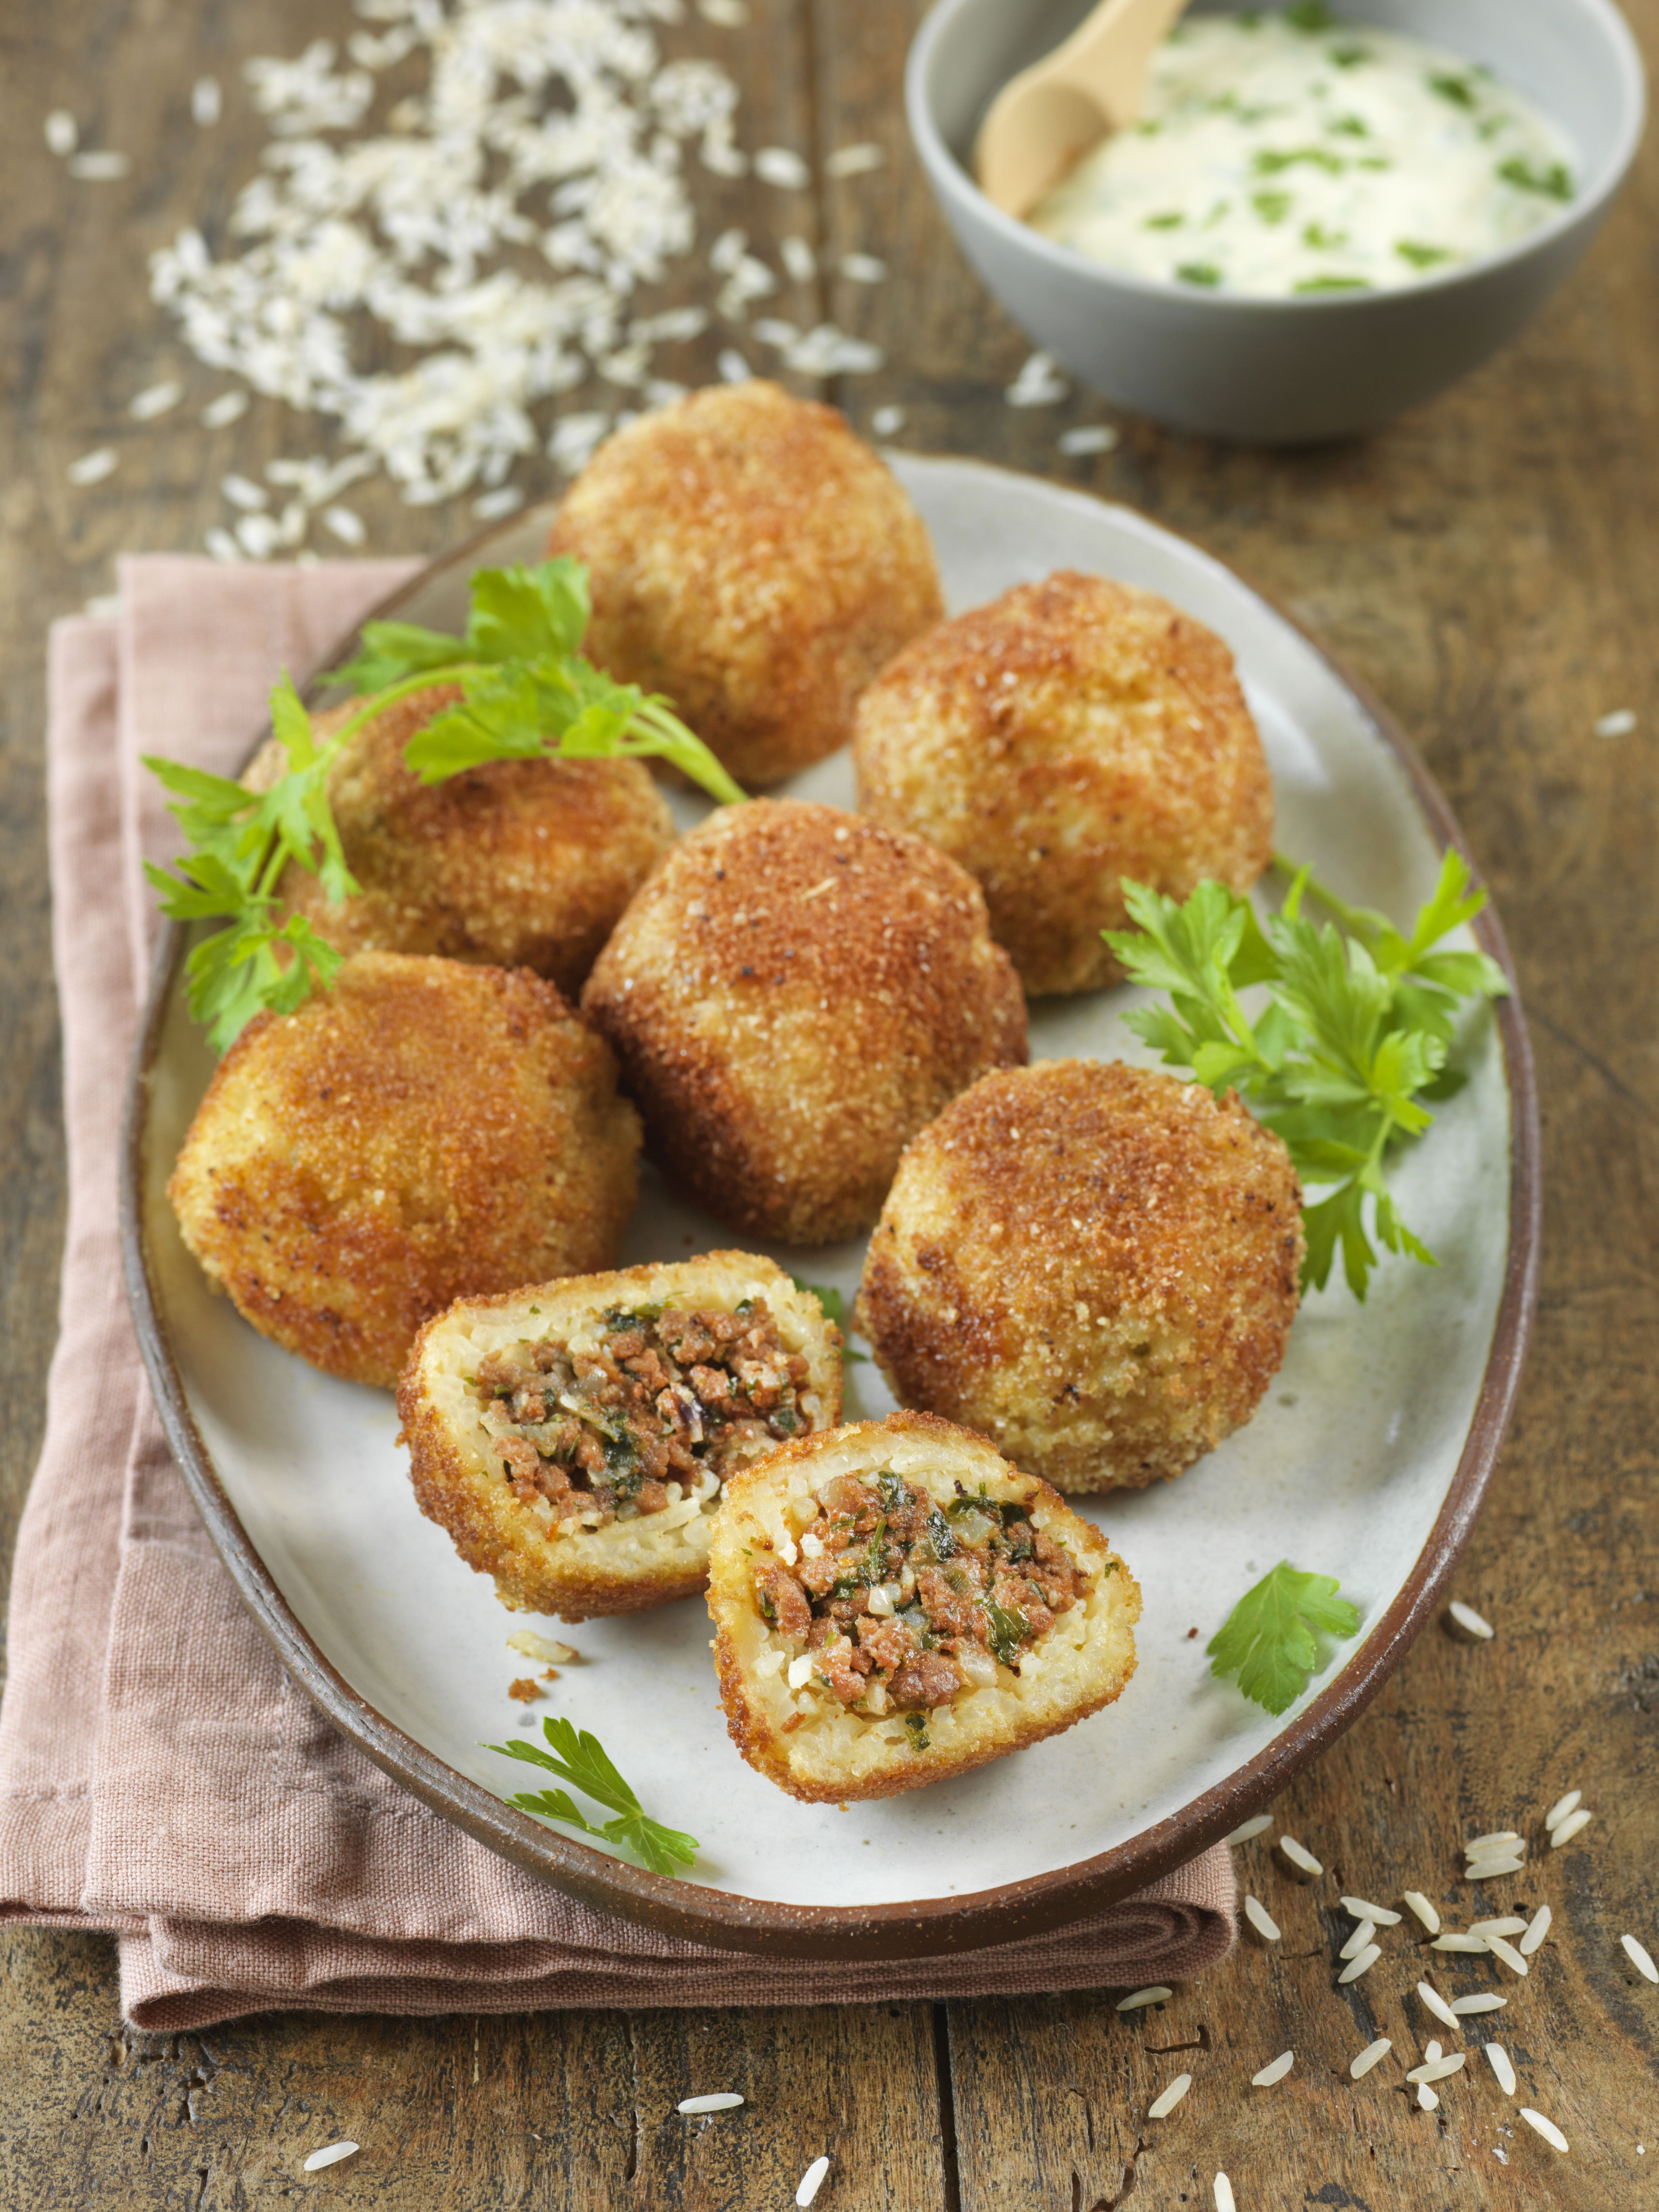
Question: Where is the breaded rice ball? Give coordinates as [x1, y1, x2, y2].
[856, 1061, 1303, 1490]
[582, 801, 1027, 1246]
[399, 1254, 842, 1620]
[546, 381, 943, 788]
[169, 952, 641, 1389]
[854, 570, 1274, 995]
[709, 1412, 1140, 1803]
[251, 683, 674, 999]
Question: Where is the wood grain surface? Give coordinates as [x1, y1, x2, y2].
[2, 1, 1657, 2206]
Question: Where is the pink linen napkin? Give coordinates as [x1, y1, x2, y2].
[0, 555, 1235, 2030]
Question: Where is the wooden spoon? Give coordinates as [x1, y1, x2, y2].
[975, 0, 1191, 221]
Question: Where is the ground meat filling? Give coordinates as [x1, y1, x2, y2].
[474, 1298, 810, 1530]
[757, 1470, 1092, 1720]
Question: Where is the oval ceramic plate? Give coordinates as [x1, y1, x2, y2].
[123, 455, 1538, 1958]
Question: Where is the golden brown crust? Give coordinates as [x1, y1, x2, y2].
[582, 800, 1028, 1245]
[250, 684, 674, 998]
[168, 952, 641, 1389]
[708, 1412, 1141, 1802]
[853, 570, 1274, 995]
[397, 1254, 843, 1620]
[547, 382, 944, 788]
[855, 1062, 1304, 1490]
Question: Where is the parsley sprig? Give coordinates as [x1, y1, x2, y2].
[145, 558, 746, 1053]
[1207, 1560, 1361, 1715]
[487, 1715, 699, 1878]
[1105, 850, 1509, 1298]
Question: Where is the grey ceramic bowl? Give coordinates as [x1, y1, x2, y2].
[907, 0, 1645, 442]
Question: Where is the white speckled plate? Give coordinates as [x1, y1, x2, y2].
[123, 456, 1538, 1956]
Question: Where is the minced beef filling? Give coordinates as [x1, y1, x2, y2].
[475, 1298, 809, 1529]
[756, 1470, 1091, 1716]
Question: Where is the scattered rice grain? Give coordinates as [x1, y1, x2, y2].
[1550, 1808, 1593, 1847]
[698, 0, 749, 21]
[717, 348, 752, 383]
[1596, 708, 1637, 738]
[871, 405, 906, 437]
[221, 473, 268, 511]
[45, 110, 78, 156]
[204, 527, 240, 562]
[1116, 1986, 1171, 2011]
[322, 505, 366, 547]
[472, 485, 525, 519]
[1519, 2108, 1569, 2153]
[1485, 2043, 1517, 2095]
[1341, 1896, 1402, 1926]
[1433, 1934, 1491, 1954]
[67, 448, 118, 486]
[1451, 1993, 1506, 2015]
[1214, 2176, 1236, 2212]
[678, 2093, 744, 2114]
[1448, 1600, 1495, 1640]
[1417, 1981, 1459, 2032]
[1518, 1904, 1552, 1956]
[84, 594, 123, 620]
[1484, 1934, 1529, 1977]
[1058, 423, 1120, 455]
[68, 150, 131, 180]
[1338, 1944, 1381, 1985]
[755, 147, 810, 190]
[1469, 1917, 1527, 1938]
[1278, 1835, 1323, 1877]
[1465, 1855, 1526, 1879]
[1224, 1814, 1273, 1845]
[840, 253, 888, 283]
[1148, 2072, 1191, 2119]
[1465, 1831, 1521, 1852]
[826, 142, 884, 177]
[507, 1632, 576, 1665]
[192, 76, 223, 127]
[1349, 2037, 1391, 2079]
[1005, 350, 1069, 407]
[130, 380, 183, 420]
[1622, 1934, 1659, 1984]
[1417, 2082, 1439, 2111]
[1339, 1920, 1376, 1960]
[795, 2154, 830, 2207]
[780, 237, 817, 283]
[302, 2142, 359, 2172]
[1544, 1790, 1582, 1831]
[1252, 2051, 1294, 2088]
[235, 512, 281, 559]
[1243, 1895, 1280, 1944]
[1403, 1891, 1440, 1934]
[1407, 2054, 1466, 2084]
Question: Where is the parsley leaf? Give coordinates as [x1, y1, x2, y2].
[1105, 850, 1508, 1299]
[1208, 1561, 1361, 1714]
[147, 558, 747, 1052]
[486, 1716, 699, 1877]
[790, 1278, 869, 1363]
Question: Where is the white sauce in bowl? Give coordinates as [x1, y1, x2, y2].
[1028, 6, 1576, 298]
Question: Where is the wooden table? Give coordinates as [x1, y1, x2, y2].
[3, 2, 1657, 2204]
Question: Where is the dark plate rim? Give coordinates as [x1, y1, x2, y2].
[119, 464, 1541, 1961]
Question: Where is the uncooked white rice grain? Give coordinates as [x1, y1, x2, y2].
[1058, 423, 1120, 455]
[1407, 2054, 1466, 2084]
[1403, 1891, 1441, 1934]
[221, 473, 268, 510]
[1469, 1917, 1528, 1938]
[1341, 1896, 1402, 1925]
[826, 142, 884, 178]
[795, 2154, 831, 2207]
[322, 505, 366, 547]
[45, 110, 78, 156]
[130, 380, 182, 420]
[1519, 1904, 1552, 1955]
[1519, 2108, 1569, 2153]
[1545, 1790, 1582, 1831]
[1596, 709, 1638, 738]
[1279, 1835, 1323, 1877]
[204, 527, 240, 562]
[1448, 1600, 1495, 1640]
[67, 448, 118, 486]
[192, 76, 222, 126]
[698, 0, 750, 22]
[1485, 1935, 1529, 1977]
[1005, 350, 1069, 408]
[1214, 2176, 1236, 2212]
[302, 2143, 359, 2171]
[871, 405, 906, 437]
[1550, 1808, 1593, 1847]
[68, 150, 131, 180]
[84, 594, 123, 620]
[1465, 1855, 1526, 1879]
[1350, 2037, 1392, 2079]
[1417, 1981, 1460, 2031]
[1418, 2082, 1439, 2111]
[1148, 2073, 1191, 2119]
[717, 349, 752, 384]
[1485, 2043, 1517, 2095]
[1451, 1993, 1506, 2016]
[1340, 1920, 1377, 1960]
[1433, 1934, 1491, 1954]
[1465, 1831, 1521, 1852]
[472, 485, 525, 520]
[1425, 2040, 1442, 2064]
[1116, 1986, 1171, 2011]
[202, 391, 249, 429]
[235, 512, 280, 559]
[840, 253, 887, 283]
[755, 147, 810, 189]
[1338, 1944, 1381, 1985]
[1224, 1814, 1273, 1845]
[1244, 1894, 1280, 1943]
[780, 237, 817, 283]
[1622, 1934, 1659, 1984]
[1252, 2052, 1295, 2088]
[678, 2093, 744, 2114]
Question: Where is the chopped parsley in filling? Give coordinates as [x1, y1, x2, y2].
[476, 1299, 810, 1529]
[756, 1470, 1092, 1719]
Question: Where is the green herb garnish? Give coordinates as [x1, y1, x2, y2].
[1328, 114, 1369, 138]
[904, 1713, 930, 1752]
[1144, 211, 1186, 230]
[1176, 262, 1223, 288]
[1301, 222, 1348, 249]
[1428, 72, 1478, 108]
[146, 557, 747, 1052]
[486, 1716, 699, 1876]
[1207, 1561, 1361, 1715]
[1253, 147, 1344, 176]
[985, 1600, 1029, 1669]
[1104, 850, 1508, 1298]
[1292, 274, 1372, 293]
[1396, 240, 1454, 269]
[1252, 190, 1293, 224]
[1497, 157, 1573, 202]
[1283, 0, 1337, 29]
[1329, 42, 1370, 67]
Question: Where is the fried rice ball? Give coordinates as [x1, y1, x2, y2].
[250, 682, 674, 999]
[582, 800, 1027, 1246]
[853, 570, 1274, 995]
[546, 381, 944, 788]
[856, 1060, 1304, 1490]
[169, 952, 641, 1390]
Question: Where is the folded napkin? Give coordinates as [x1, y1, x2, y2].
[0, 555, 1235, 2030]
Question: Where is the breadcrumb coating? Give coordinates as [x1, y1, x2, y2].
[856, 1061, 1303, 1490]
[169, 952, 640, 1389]
[582, 800, 1027, 1245]
[252, 683, 673, 998]
[548, 381, 943, 787]
[854, 570, 1273, 995]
